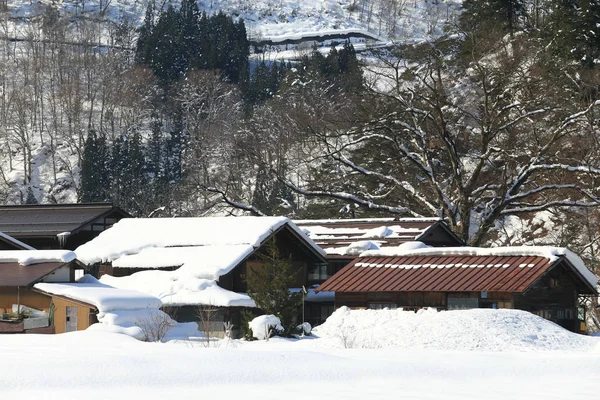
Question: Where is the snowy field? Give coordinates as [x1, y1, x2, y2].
[1, 308, 600, 399]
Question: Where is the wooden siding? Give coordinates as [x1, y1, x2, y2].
[0, 287, 51, 312]
[221, 227, 318, 293]
[51, 296, 96, 334]
[335, 291, 516, 310]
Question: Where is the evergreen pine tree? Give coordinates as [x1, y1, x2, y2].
[134, 0, 155, 65]
[246, 238, 303, 336]
[24, 187, 37, 204]
[80, 130, 110, 202]
[460, 0, 526, 34]
[544, 0, 600, 67]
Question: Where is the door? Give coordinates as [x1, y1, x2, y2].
[66, 306, 78, 332]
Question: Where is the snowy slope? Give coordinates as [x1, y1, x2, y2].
[7, 0, 462, 44]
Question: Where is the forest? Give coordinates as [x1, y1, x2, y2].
[1, 0, 600, 259]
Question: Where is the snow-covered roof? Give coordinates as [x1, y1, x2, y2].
[294, 217, 442, 224]
[0, 250, 76, 266]
[359, 246, 598, 289]
[295, 217, 448, 256]
[112, 245, 255, 279]
[75, 217, 325, 309]
[34, 275, 162, 312]
[76, 216, 325, 265]
[100, 271, 255, 308]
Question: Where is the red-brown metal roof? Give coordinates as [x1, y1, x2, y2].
[0, 262, 68, 287]
[317, 254, 563, 293]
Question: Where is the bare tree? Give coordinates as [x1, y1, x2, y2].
[248, 36, 600, 245]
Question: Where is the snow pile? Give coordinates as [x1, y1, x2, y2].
[100, 272, 256, 307]
[397, 241, 432, 251]
[89, 308, 202, 342]
[360, 226, 393, 238]
[313, 307, 599, 351]
[343, 240, 380, 256]
[360, 246, 598, 288]
[250, 315, 283, 340]
[0, 250, 75, 265]
[297, 322, 312, 335]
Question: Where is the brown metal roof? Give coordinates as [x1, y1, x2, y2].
[318, 254, 573, 293]
[0, 262, 67, 287]
[0, 203, 130, 238]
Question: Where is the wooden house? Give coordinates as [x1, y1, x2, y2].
[0, 203, 131, 250]
[75, 217, 329, 332]
[317, 246, 598, 333]
[296, 217, 463, 275]
[0, 250, 87, 334]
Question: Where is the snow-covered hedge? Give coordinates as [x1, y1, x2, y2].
[249, 315, 283, 340]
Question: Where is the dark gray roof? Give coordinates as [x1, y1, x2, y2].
[0, 203, 130, 238]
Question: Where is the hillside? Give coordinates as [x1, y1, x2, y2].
[1, 0, 600, 277]
[6, 0, 462, 44]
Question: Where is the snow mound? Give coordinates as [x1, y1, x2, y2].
[250, 315, 283, 340]
[92, 308, 202, 342]
[313, 307, 599, 352]
[397, 241, 431, 251]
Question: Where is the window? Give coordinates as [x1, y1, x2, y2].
[497, 301, 512, 309]
[368, 303, 398, 310]
[308, 263, 330, 282]
[447, 297, 478, 310]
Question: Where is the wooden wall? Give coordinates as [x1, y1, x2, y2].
[52, 296, 96, 334]
[335, 291, 515, 310]
[0, 287, 51, 313]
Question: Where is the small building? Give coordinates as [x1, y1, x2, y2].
[317, 246, 598, 333]
[75, 217, 329, 331]
[34, 275, 194, 340]
[0, 250, 86, 333]
[0, 203, 131, 250]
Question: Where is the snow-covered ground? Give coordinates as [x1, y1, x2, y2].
[1, 308, 599, 399]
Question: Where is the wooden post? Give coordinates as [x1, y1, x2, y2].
[17, 286, 20, 318]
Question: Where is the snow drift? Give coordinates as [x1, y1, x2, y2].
[313, 307, 599, 352]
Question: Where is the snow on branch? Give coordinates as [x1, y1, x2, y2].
[332, 153, 439, 214]
[203, 186, 266, 216]
[507, 184, 600, 203]
[501, 200, 600, 215]
[277, 176, 419, 216]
